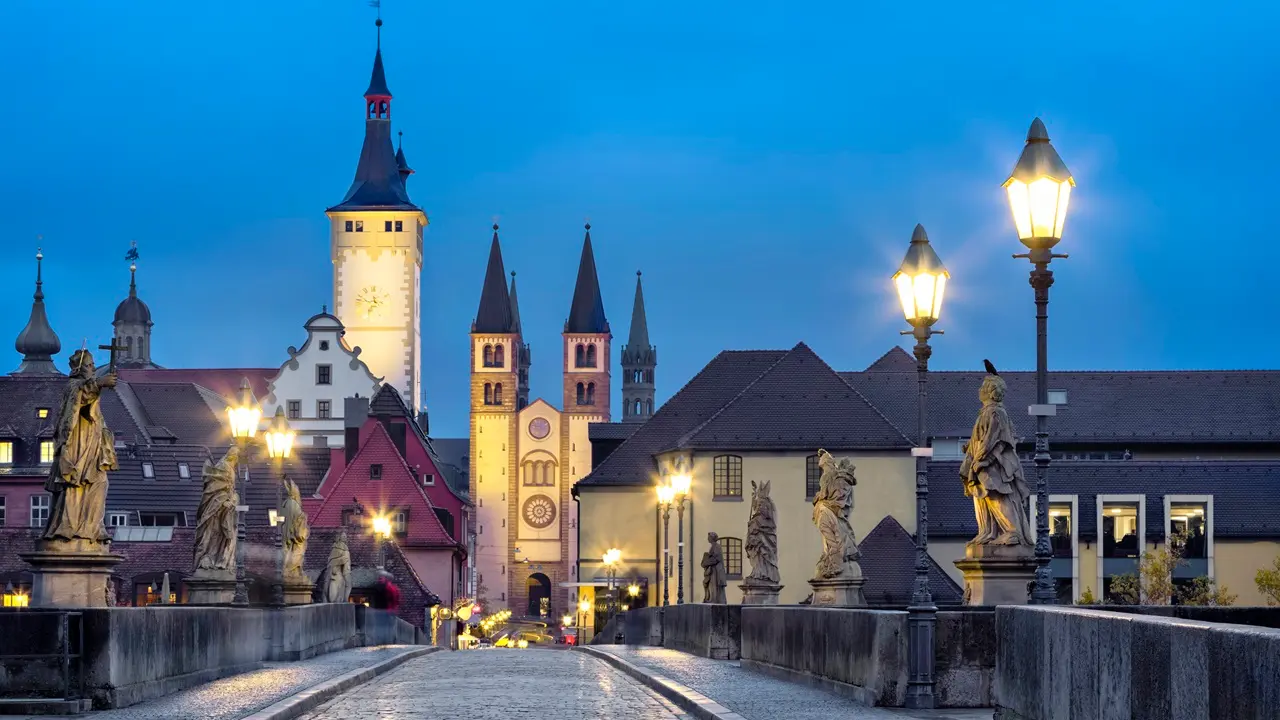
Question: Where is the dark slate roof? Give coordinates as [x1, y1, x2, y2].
[676, 343, 912, 451]
[364, 383, 470, 505]
[509, 272, 522, 335]
[865, 346, 916, 372]
[116, 368, 274, 404]
[472, 227, 515, 334]
[12, 252, 62, 376]
[125, 382, 226, 448]
[577, 350, 788, 487]
[106, 444, 216, 517]
[621, 271, 654, 366]
[370, 383, 407, 416]
[859, 515, 963, 606]
[328, 118, 418, 212]
[844, 354, 1280, 444]
[364, 47, 391, 98]
[0, 377, 146, 470]
[925, 459, 1280, 540]
[113, 266, 152, 325]
[242, 447, 333, 526]
[428, 437, 470, 498]
[589, 422, 641, 442]
[564, 225, 610, 335]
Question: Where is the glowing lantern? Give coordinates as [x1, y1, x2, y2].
[1004, 118, 1074, 249]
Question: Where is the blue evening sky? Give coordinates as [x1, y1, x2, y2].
[2, 1, 1278, 437]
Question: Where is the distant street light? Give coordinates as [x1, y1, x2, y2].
[264, 407, 295, 607]
[226, 378, 261, 607]
[1004, 118, 1075, 605]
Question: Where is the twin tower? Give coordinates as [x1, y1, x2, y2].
[327, 21, 657, 612]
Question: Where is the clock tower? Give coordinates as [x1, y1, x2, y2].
[326, 18, 427, 411]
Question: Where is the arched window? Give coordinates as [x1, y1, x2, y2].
[585, 344, 598, 367]
[713, 455, 743, 498]
[483, 344, 494, 367]
[575, 344, 585, 367]
[494, 344, 505, 367]
[123, 336, 133, 359]
[717, 537, 744, 579]
[634, 399, 642, 416]
[576, 383, 585, 405]
[586, 383, 596, 405]
[494, 383, 504, 404]
[646, 370, 654, 383]
[646, 399, 653, 415]
[137, 337, 145, 360]
[484, 383, 493, 405]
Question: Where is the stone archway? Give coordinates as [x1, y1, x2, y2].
[527, 573, 552, 618]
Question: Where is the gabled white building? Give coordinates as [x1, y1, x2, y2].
[264, 310, 382, 447]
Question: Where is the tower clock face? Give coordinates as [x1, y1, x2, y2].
[355, 285, 390, 320]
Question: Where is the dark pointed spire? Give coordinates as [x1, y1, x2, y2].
[564, 223, 610, 334]
[472, 224, 516, 333]
[395, 130, 414, 187]
[626, 270, 650, 349]
[365, 18, 391, 98]
[12, 247, 64, 376]
[509, 270, 523, 334]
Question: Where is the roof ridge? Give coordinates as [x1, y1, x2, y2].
[827, 357, 916, 446]
[675, 348, 795, 448]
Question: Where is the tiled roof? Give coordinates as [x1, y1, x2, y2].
[577, 350, 788, 487]
[844, 354, 1280, 443]
[865, 346, 917, 372]
[677, 343, 911, 451]
[126, 382, 226, 447]
[0, 376, 147, 467]
[859, 515, 963, 606]
[925, 459, 1280, 540]
[242, 447, 333, 527]
[117, 368, 274, 404]
[310, 423, 455, 546]
[426, 437, 470, 499]
[365, 384, 470, 505]
[589, 423, 641, 442]
[106, 444, 216, 518]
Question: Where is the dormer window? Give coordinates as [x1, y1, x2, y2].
[178, 463, 190, 480]
[40, 441, 54, 465]
[142, 462, 155, 480]
[36, 408, 49, 419]
[370, 464, 383, 480]
[0, 442, 13, 464]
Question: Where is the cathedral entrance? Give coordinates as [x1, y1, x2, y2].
[527, 573, 552, 618]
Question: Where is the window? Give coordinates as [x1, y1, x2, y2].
[493, 383, 504, 405]
[395, 220, 403, 232]
[1166, 495, 1212, 582]
[384, 220, 393, 232]
[354, 220, 364, 232]
[0, 496, 5, 526]
[315, 435, 328, 447]
[317, 400, 332, 419]
[394, 510, 408, 535]
[483, 344, 494, 367]
[142, 462, 155, 479]
[718, 537, 743, 579]
[713, 455, 743, 498]
[421, 473, 435, 486]
[585, 344, 597, 368]
[1098, 495, 1145, 601]
[345, 220, 354, 232]
[287, 400, 301, 419]
[1048, 390, 1068, 405]
[575, 383, 585, 405]
[575, 344, 585, 367]
[108, 512, 128, 527]
[316, 364, 332, 385]
[370, 464, 383, 480]
[523, 460, 556, 487]
[319, 340, 330, 351]
[177, 463, 191, 480]
[805, 455, 821, 498]
[0, 442, 12, 464]
[40, 441, 54, 464]
[484, 383, 494, 405]
[30, 495, 50, 527]
[434, 507, 455, 537]
[140, 512, 181, 527]
[586, 383, 596, 405]
[494, 345, 505, 367]
[36, 407, 49, 418]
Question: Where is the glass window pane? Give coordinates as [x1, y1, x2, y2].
[1170, 502, 1208, 559]
[1102, 502, 1140, 559]
[1049, 502, 1072, 558]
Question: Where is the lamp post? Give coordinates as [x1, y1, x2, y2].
[1004, 118, 1075, 605]
[670, 474, 691, 604]
[372, 514, 393, 570]
[894, 223, 950, 709]
[578, 598, 592, 644]
[602, 548, 621, 621]
[226, 378, 262, 607]
[656, 485, 675, 606]
[264, 407, 296, 608]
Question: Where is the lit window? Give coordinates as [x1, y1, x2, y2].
[142, 462, 155, 479]
[1167, 496, 1212, 586]
[40, 441, 54, 464]
[287, 400, 301, 419]
[36, 408, 49, 418]
[2, 586, 27, 608]
[1099, 496, 1144, 602]
[718, 537, 743, 579]
[30, 495, 50, 527]
[108, 512, 128, 527]
[354, 221, 364, 232]
[1048, 390, 1068, 405]
[0, 442, 12, 464]
[177, 463, 190, 480]
[713, 455, 743, 498]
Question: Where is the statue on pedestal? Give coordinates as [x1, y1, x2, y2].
[322, 531, 352, 603]
[41, 349, 117, 547]
[701, 532, 728, 604]
[741, 480, 783, 604]
[282, 479, 310, 582]
[960, 361, 1032, 547]
[193, 446, 240, 578]
[812, 449, 861, 580]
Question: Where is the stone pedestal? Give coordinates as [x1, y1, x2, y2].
[808, 576, 867, 607]
[20, 542, 123, 608]
[739, 582, 784, 605]
[953, 543, 1036, 605]
[284, 579, 315, 605]
[185, 574, 238, 605]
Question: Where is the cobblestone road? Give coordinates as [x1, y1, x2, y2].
[297, 648, 688, 720]
[595, 646, 992, 720]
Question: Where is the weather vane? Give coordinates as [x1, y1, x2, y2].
[125, 240, 139, 265]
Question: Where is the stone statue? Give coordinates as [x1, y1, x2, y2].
[322, 531, 352, 603]
[744, 480, 780, 585]
[960, 361, 1033, 546]
[41, 349, 118, 546]
[193, 446, 240, 577]
[282, 478, 310, 581]
[811, 449, 862, 580]
[701, 532, 728, 604]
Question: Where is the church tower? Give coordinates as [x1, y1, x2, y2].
[470, 224, 520, 611]
[562, 224, 611, 417]
[620, 271, 656, 422]
[509, 271, 531, 410]
[113, 259, 158, 369]
[326, 17, 427, 411]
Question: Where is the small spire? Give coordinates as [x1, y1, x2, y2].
[397, 130, 403, 151]
[128, 262, 138, 298]
[13, 244, 63, 376]
[565, 222, 609, 334]
[323, 304, 328, 314]
[509, 270, 523, 335]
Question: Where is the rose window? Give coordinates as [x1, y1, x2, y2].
[523, 495, 557, 529]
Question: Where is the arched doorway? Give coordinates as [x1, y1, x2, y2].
[527, 573, 551, 618]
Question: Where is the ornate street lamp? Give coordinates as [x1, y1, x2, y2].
[226, 378, 261, 606]
[1005, 118, 1075, 605]
[602, 548, 621, 623]
[264, 407, 295, 607]
[670, 474, 691, 605]
[372, 514, 393, 570]
[656, 484, 675, 606]
[578, 598, 592, 644]
[893, 223, 949, 709]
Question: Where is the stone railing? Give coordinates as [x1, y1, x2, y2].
[0, 604, 421, 710]
[994, 605, 1280, 719]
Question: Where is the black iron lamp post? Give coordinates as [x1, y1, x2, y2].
[1003, 118, 1075, 605]
[893, 223, 950, 709]
[226, 378, 262, 607]
[656, 484, 674, 606]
